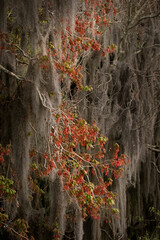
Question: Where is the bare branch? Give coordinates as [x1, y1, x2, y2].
[136, 43, 160, 54]
[101, 228, 113, 240]
[148, 144, 160, 153]
[128, 12, 160, 30]
[130, 0, 150, 24]
[36, 87, 53, 110]
[2, 223, 29, 240]
[119, 11, 160, 53]
[0, 64, 24, 81]
[118, 235, 125, 240]
[13, 44, 36, 60]
[48, 10, 55, 16]
[16, 58, 29, 65]
[151, 162, 160, 174]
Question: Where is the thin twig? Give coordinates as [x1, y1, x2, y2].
[13, 44, 36, 60]
[128, 12, 160, 30]
[16, 58, 29, 65]
[151, 161, 160, 174]
[36, 87, 52, 110]
[101, 228, 113, 240]
[48, 10, 55, 16]
[2, 223, 29, 240]
[130, 0, 150, 24]
[0, 64, 24, 81]
[148, 144, 160, 153]
[118, 234, 124, 240]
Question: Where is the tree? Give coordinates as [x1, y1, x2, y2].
[0, 1, 128, 239]
[0, 0, 160, 239]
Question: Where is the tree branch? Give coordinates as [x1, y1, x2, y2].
[128, 12, 160, 30]
[119, 11, 160, 51]
[148, 144, 160, 153]
[12, 44, 36, 60]
[101, 228, 113, 240]
[0, 64, 24, 81]
[2, 223, 29, 240]
[130, 0, 150, 24]
[16, 58, 29, 65]
[151, 162, 160, 174]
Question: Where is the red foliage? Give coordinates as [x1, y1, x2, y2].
[43, 103, 128, 219]
[0, 144, 11, 163]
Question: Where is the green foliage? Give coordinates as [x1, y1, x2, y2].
[82, 85, 93, 91]
[0, 211, 8, 227]
[0, 175, 16, 200]
[9, 27, 22, 45]
[39, 7, 49, 24]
